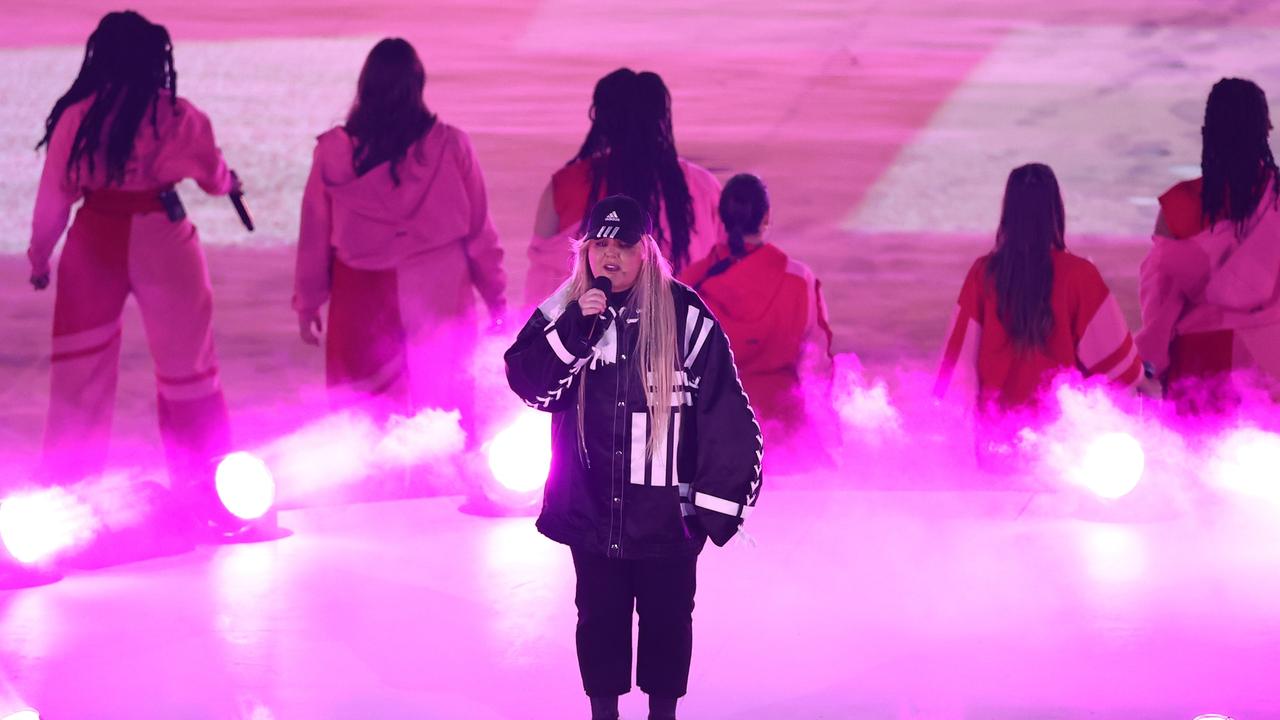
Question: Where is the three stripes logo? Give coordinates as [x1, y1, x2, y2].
[595, 209, 624, 238]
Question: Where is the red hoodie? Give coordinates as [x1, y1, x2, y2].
[679, 242, 833, 430]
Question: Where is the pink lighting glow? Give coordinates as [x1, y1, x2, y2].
[1072, 431, 1146, 500]
[1209, 427, 1280, 504]
[214, 452, 276, 521]
[484, 410, 552, 499]
[0, 488, 95, 565]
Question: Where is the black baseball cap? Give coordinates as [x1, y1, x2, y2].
[585, 194, 652, 246]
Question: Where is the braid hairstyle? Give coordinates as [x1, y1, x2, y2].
[574, 70, 697, 273]
[1201, 77, 1280, 237]
[569, 67, 637, 164]
[986, 163, 1067, 352]
[37, 11, 178, 186]
[719, 173, 769, 257]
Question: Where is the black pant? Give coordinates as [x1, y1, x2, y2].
[571, 548, 698, 698]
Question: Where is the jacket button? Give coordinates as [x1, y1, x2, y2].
[610, 544, 619, 550]
[617, 401, 625, 407]
[621, 354, 627, 360]
[615, 450, 623, 456]
[613, 497, 620, 503]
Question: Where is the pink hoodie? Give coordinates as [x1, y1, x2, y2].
[293, 123, 506, 317]
[28, 94, 233, 275]
[1136, 184, 1280, 378]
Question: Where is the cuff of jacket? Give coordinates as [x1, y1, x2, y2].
[546, 303, 593, 362]
[683, 488, 752, 547]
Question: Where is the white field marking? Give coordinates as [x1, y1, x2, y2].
[846, 24, 1280, 239]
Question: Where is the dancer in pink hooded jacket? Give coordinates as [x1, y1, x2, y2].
[525, 69, 722, 304]
[1137, 78, 1280, 409]
[293, 38, 507, 428]
[28, 11, 237, 488]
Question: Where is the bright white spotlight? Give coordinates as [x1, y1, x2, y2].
[3, 710, 41, 720]
[0, 489, 90, 565]
[1209, 427, 1280, 503]
[215, 452, 276, 521]
[484, 411, 552, 503]
[1068, 431, 1145, 500]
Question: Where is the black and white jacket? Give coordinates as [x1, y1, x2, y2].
[504, 281, 762, 559]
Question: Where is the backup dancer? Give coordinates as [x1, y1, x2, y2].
[524, 69, 723, 304]
[29, 11, 238, 491]
[294, 38, 507, 427]
[1136, 78, 1280, 410]
[679, 173, 834, 440]
[506, 195, 761, 720]
[936, 164, 1148, 458]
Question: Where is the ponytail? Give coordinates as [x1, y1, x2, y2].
[718, 173, 769, 257]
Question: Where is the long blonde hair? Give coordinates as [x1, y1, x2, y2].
[564, 233, 678, 459]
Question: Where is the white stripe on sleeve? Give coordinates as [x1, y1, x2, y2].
[692, 490, 752, 519]
[545, 325, 576, 365]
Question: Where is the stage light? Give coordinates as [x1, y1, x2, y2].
[1209, 427, 1280, 503]
[2, 710, 41, 720]
[0, 497, 59, 566]
[215, 452, 276, 521]
[0, 489, 88, 565]
[1069, 431, 1145, 500]
[479, 410, 552, 511]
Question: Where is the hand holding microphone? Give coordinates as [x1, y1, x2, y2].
[578, 276, 612, 348]
[580, 276, 610, 316]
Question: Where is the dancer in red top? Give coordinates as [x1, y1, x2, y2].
[936, 164, 1145, 417]
[28, 11, 239, 491]
[525, 69, 722, 303]
[679, 173, 833, 439]
[1136, 78, 1280, 409]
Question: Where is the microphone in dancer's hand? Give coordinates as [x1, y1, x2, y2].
[229, 170, 255, 232]
[586, 275, 613, 343]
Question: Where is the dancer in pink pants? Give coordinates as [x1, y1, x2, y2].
[293, 38, 507, 430]
[28, 11, 237, 489]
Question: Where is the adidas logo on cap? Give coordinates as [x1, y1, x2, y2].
[604, 211, 621, 222]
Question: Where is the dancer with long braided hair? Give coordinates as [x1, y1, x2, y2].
[28, 11, 241, 497]
[524, 69, 722, 304]
[1137, 78, 1280, 409]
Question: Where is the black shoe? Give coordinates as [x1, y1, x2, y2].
[589, 695, 620, 720]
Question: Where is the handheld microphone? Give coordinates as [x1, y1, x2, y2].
[229, 170, 255, 231]
[590, 275, 613, 295]
[586, 275, 613, 344]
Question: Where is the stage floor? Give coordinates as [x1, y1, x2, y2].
[4, 488, 1279, 719]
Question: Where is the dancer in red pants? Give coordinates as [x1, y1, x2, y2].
[294, 38, 507, 429]
[28, 11, 238, 492]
